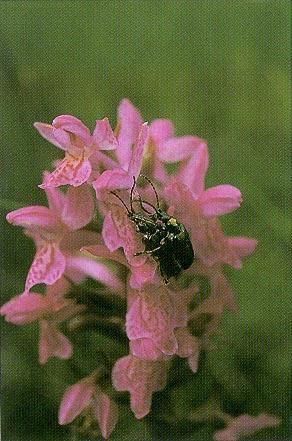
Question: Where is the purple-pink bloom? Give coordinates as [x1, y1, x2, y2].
[92, 123, 159, 287]
[112, 354, 168, 419]
[34, 115, 117, 188]
[6, 185, 122, 292]
[93, 122, 149, 199]
[116, 98, 205, 183]
[163, 143, 249, 268]
[59, 376, 118, 439]
[0, 281, 83, 364]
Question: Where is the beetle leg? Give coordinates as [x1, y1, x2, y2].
[134, 250, 146, 256]
[134, 244, 163, 256]
[164, 232, 175, 241]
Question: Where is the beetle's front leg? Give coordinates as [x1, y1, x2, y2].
[134, 245, 162, 256]
[164, 232, 175, 242]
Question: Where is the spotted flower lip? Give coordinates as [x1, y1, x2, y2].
[112, 354, 168, 419]
[34, 115, 118, 188]
[126, 285, 194, 360]
[6, 184, 122, 292]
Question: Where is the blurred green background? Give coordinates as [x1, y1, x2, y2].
[0, 1, 291, 440]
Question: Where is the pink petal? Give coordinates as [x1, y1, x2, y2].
[175, 328, 201, 373]
[233, 414, 281, 436]
[209, 271, 238, 313]
[130, 390, 152, 419]
[188, 352, 200, 374]
[58, 380, 95, 425]
[39, 157, 92, 188]
[127, 123, 149, 177]
[192, 217, 233, 268]
[116, 98, 143, 169]
[102, 211, 124, 252]
[198, 185, 242, 218]
[163, 180, 195, 230]
[61, 184, 95, 230]
[170, 288, 193, 327]
[93, 392, 119, 439]
[151, 156, 168, 183]
[83, 244, 127, 267]
[105, 206, 146, 267]
[214, 413, 281, 441]
[112, 355, 168, 419]
[93, 169, 132, 199]
[214, 428, 237, 441]
[126, 287, 178, 356]
[175, 328, 200, 358]
[164, 181, 240, 267]
[130, 338, 166, 361]
[128, 261, 157, 289]
[0, 293, 48, 324]
[52, 115, 91, 146]
[112, 355, 132, 391]
[177, 142, 209, 196]
[25, 243, 66, 291]
[157, 136, 204, 162]
[228, 237, 258, 259]
[65, 255, 124, 292]
[93, 118, 118, 151]
[6, 206, 59, 229]
[44, 186, 67, 217]
[149, 119, 174, 144]
[34, 122, 69, 150]
[52, 128, 72, 150]
[39, 320, 72, 364]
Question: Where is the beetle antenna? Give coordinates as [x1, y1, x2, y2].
[134, 193, 156, 215]
[139, 174, 160, 209]
[130, 176, 136, 212]
[109, 191, 130, 214]
[140, 199, 158, 214]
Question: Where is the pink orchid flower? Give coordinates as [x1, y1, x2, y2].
[93, 123, 160, 286]
[112, 354, 168, 419]
[93, 123, 149, 245]
[214, 413, 280, 441]
[116, 98, 205, 183]
[163, 143, 256, 268]
[0, 280, 83, 364]
[126, 285, 194, 361]
[59, 375, 118, 439]
[34, 115, 118, 188]
[7, 185, 122, 293]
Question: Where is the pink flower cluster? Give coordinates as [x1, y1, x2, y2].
[2, 99, 276, 440]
